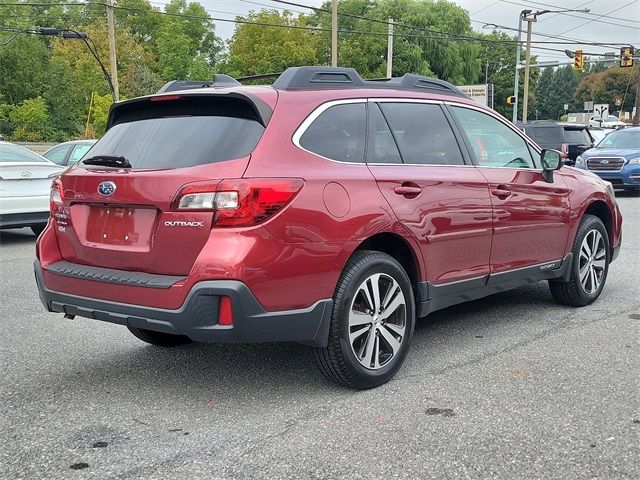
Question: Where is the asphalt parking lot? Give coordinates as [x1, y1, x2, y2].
[1, 192, 639, 480]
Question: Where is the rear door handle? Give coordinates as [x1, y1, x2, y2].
[394, 184, 422, 196]
[490, 186, 512, 199]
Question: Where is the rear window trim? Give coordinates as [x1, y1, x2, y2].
[292, 98, 369, 165]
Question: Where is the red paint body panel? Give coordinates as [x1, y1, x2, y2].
[477, 167, 572, 272]
[36, 85, 622, 317]
[368, 165, 492, 284]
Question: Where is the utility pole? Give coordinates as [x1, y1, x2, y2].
[512, 10, 527, 123]
[521, 13, 535, 123]
[331, 0, 337, 67]
[634, 71, 640, 125]
[106, 0, 119, 101]
[386, 18, 393, 78]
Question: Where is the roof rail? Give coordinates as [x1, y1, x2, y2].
[272, 66, 468, 98]
[157, 74, 241, 93]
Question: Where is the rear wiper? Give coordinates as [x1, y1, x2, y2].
[82, 155, 132, 168]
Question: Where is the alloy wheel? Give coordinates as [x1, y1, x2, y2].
[578, 229, 606, 294]
[348, 273, 407, 370]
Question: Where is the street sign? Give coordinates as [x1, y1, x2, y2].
[458, 84, 493, 108]
[593, 104, 609, 120]
[584, 101, 593, 111]
[564, 104, 569, 111]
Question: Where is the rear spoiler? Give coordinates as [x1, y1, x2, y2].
[106, 91, 273, 129]
[157, 75, 242, 93]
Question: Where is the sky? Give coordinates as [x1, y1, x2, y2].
[165, 0, 639, 64]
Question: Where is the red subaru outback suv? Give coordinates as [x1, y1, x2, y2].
[35, 67, 622, 389]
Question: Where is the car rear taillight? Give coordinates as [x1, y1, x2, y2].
[150, 94, 182, 102]
[174, 178, 304, 227]
[560, 143, 569, 158]
[50, 180, 63, 214]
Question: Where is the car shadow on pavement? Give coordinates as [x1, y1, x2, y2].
[0, 228, 38, 245]
[615, 189, 639, 198]
[36, 282, 565, 400]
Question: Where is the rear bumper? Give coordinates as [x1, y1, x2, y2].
[0, 211, 49, 229]
[34, 261, 332, 347]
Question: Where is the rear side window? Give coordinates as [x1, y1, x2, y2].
[368, 103, 402, 164]
[563, 128, 591, 143]
[527, 126, 562, 143]
[85, 98, 265, 169]
[378, 103, 464, 166]
[298, 103, 366, 163]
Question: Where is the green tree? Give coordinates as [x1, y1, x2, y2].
[307, 0, 480, 82]
[476, 31, 537, 120]
[222, 10, 321, 77]
[574, 66, 638, 115]
[9, 97, 49, 141]
[534, 66, 581, 120]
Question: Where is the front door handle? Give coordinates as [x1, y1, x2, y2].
[394, 184, 422, 197]
[490, 185, 512, 199]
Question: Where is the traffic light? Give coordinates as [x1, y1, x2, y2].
[506, 96, 516, 105]
[620, 46, 634, 67]
[573, 50, 584, 71]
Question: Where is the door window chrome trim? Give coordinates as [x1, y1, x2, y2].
[291, 98, 368, 165]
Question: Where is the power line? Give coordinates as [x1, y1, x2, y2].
[470, 0, 502, 16]
[555, 0, 639, 37]
[471, 20, 627, 50]
[267, 0, 630, 48]
[496, 0, 639, 29]
[1, 1, 629, 54]
[534, 0, 595, 24]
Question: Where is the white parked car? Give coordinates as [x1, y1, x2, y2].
[0, 142, 64, 236]
[589, 115, 626, 128]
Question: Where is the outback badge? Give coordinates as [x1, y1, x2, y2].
[98, 181, 116, 196]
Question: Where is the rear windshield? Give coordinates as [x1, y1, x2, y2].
[0, 143, 49, 163]
[84, 97, 265, 169]
[563, 128, 591, 143]
[596, 130, 640, 149]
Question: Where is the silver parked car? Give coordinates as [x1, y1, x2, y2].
[0, 142, 64, 235]
[43, 139, 96, 167]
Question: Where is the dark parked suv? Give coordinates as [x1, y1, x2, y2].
[35, 67, 622, 389]
[518, 122, 594, 165]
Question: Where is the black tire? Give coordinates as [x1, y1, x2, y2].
[127, 326, 192, 347]
[313, 250, 415, 389]
[549, 214, 610, 307]
[31, 224, 46, 236]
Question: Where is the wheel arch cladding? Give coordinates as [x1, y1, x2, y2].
[353, 232, 421, 297]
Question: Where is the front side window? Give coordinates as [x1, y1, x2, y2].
[451, 106, 537, 169]
[378, 102, 464, 166]
[298, 103, 366, 163]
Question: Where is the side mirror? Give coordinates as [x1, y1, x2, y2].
[541, 149, 562, 183]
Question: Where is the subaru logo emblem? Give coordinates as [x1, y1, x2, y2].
[98, 181, 116, 196]
[600, 159, 609, 165]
